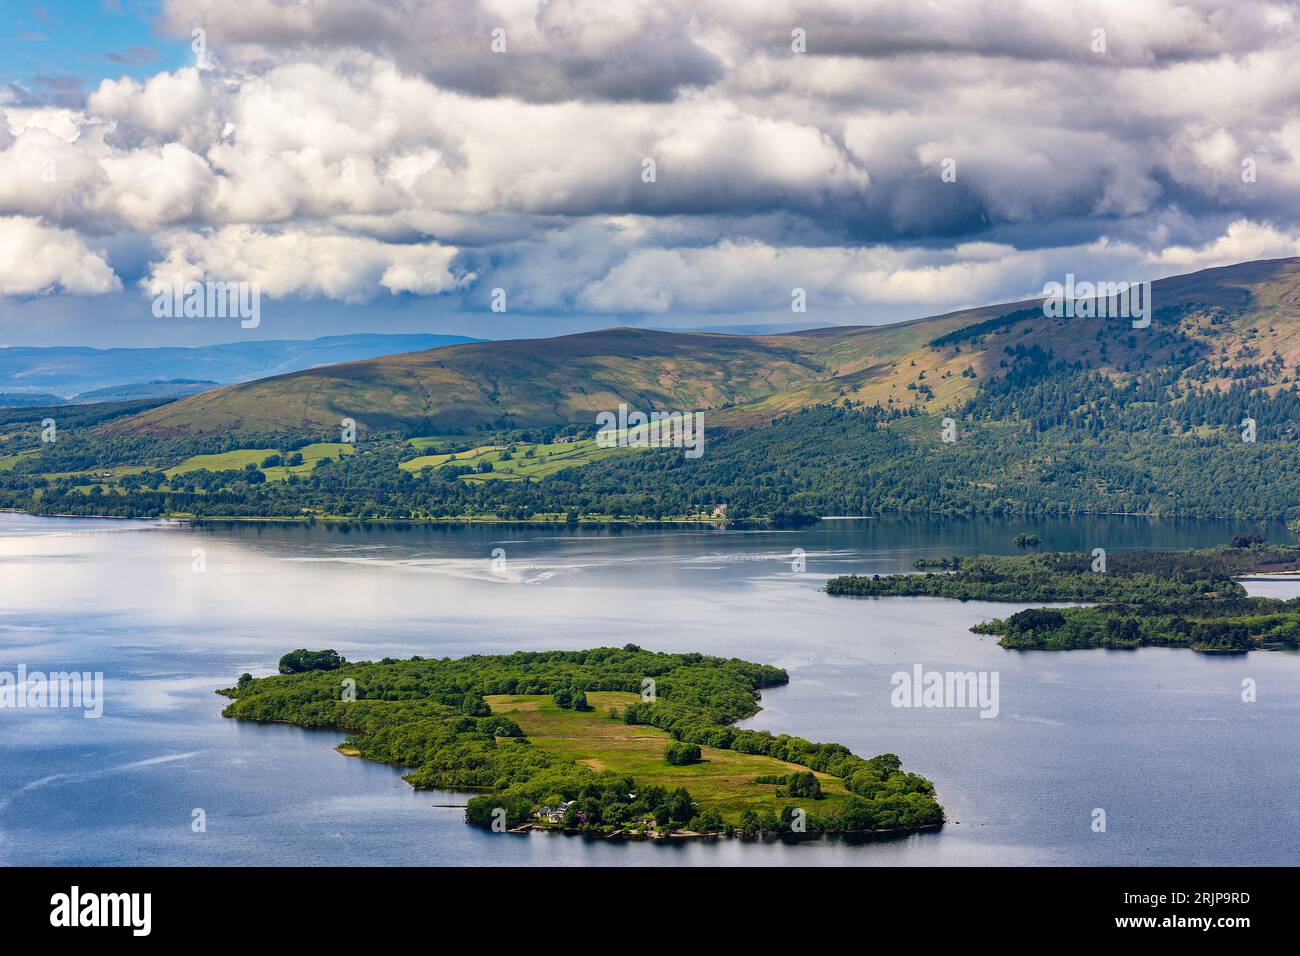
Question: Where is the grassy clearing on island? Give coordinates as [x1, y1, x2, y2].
[486, 692, 851, 822]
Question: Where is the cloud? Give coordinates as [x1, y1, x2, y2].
[143, 226, 470, 301]
[88, 67, 216, 144]
[4, 1, 1300, 319]
[161, 0, 725, 102]
[158, 0, 1300, 101]
[0, 216, 121, 295]
[1145, 219, 1300, 272]
[569, 223, 1300, 316]
[106, 46, 162, 67]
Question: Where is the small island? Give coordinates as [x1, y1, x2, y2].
[827, 542, 1300, 652]
[218, 646, 944, 838]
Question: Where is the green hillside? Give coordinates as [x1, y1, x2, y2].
[7, 257, 1300, 523]
[113, 327, 840, 436]
[108, 257, 1300, 440]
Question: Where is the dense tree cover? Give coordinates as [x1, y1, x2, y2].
[219, 646, 942, 835]
[827, 545, 1300, 601]
[928, 308, 1041, 347]
[0, 398, 170, 431]
[973, 596, 1300, 651]
[10, 319, 1300, 522]
[829, 543, 1300, 652]
[7, 395, 1300, 522]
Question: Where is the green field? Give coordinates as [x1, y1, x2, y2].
[0, 450, 38, 471]
[262, 443, 355, 479]
[401, 437, 634, 481]
[43, 464, 146, 481]
[486, 692, 850, 822]
[407, 435, 477, 451]
[166, 442, 353, 480]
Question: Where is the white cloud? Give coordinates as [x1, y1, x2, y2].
[4, 1, 1300, 315]
[573, 222, 1300, 315]
[1144, 219, 1300, 272]
[87, 68, 216, 145]
[143, 226, 470, 302]
[0, 216, 121, 296]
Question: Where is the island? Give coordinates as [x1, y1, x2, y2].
[218, 646, 944, 838]
[827, 541, 1300, 652]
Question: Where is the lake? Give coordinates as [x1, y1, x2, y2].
[2, 512, 1298, 866]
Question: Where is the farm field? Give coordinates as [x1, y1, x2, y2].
[401, 437, 635, 482]
[166, 442, 354, 480]
[485, 692, 850, 822]
[0, 450, 38, 471]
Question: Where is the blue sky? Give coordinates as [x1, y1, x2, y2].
[3, 2, 187, 103]
[2, 1, 1299, 350]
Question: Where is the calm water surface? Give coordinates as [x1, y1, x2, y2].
[2, 513, 1298, 866]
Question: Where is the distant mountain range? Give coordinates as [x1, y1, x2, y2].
[0, 333, 480, 404]
[0, 380, 220, 408]
[112, 257, 1300, 437]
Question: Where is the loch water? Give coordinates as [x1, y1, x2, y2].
[2, 513, 1297, 866]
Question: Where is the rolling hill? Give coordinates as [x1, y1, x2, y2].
[0, 333, 480, 399]
[112, 257, 1300, 439]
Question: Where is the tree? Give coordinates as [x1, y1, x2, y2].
[667, 787, 694, 825]
[664, 741, 702, 765]
[785, 771, 822, 799]
[278, 648, 346, 674]
[553, 686, 590, 710]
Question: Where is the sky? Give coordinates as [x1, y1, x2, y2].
[2, 0, 1300, 348]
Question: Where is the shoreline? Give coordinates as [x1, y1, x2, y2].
[4, 505, 1294, 527]
[502, 820, 945, 841]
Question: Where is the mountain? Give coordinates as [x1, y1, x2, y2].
[112, 257, 1300, 438]
[0, 379, 224, 407]
[0, 333, 481, 399]
[0, 391, 66, 407]
[69, 380, 221, 403]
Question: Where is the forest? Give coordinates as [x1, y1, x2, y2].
[7, 330, 1300, 523]
[828, 543, 1300, 652]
